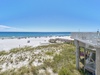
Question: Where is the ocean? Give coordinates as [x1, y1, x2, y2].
[0, 32, 71, 38]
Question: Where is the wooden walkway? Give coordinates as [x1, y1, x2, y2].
[71, 32, 100, 75]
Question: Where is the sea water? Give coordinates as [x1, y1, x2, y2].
[0, 32, 71, 38]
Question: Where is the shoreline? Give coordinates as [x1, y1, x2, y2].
[0, 35, 69, 39]
[0, 36, 73, 51]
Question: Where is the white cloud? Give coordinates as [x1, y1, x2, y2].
[0, 25, 26, 32]
[0, 25, 12, 30]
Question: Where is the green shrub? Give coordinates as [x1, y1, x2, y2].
[0, 51, 8, 56]
[45, 51, 53, 56]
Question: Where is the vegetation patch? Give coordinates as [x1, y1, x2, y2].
[0, 43, 85, 75]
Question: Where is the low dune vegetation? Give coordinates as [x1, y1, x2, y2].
[0, 43, 84, 75]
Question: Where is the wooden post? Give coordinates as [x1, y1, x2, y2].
[75, 40, 80, 70]
[83, 47, 86, 72]
[96, 48, 100, 75]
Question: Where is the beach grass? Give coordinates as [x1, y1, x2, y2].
[0, 43, 85, 75]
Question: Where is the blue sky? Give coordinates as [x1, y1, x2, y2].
[0, 0, 100, 32]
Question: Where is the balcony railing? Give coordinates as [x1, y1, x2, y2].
[71, 32, 100, 46]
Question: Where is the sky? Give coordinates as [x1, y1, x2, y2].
[0, 0, 100, 32]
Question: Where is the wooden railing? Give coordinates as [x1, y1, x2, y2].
[71, 32, 100, 45]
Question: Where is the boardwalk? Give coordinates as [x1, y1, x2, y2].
[71, 32, 100, 75]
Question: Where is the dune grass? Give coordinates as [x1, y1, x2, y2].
[0, 43, 85, 75]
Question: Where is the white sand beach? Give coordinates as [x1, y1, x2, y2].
[0, 36, 73, 51]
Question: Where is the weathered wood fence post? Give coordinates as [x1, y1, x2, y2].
[96, 48, 100, 75]
[75, 39, 80, 69]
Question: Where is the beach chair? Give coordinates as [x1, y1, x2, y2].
[84, 52, 95, 75]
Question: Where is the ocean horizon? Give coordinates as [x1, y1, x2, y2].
[0, 32, 71, 38]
